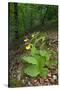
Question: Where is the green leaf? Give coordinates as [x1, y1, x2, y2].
[40, 68, 48, 77]
[46, 60, 57, 68]
[31, 46, 39, 55]
[22, 56, 38, 65]
[33, 55, 46, 67]
[24, 65, 40, 77]
[39, 49, 51, 60]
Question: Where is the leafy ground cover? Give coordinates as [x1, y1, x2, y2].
[9, 30, 58, 87]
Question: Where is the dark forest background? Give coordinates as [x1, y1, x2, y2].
[8, 3, 58, 50]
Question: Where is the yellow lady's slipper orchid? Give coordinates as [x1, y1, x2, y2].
[25, 44, 31, 50]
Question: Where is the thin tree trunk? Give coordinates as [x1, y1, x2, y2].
[14, 3, 19, 49]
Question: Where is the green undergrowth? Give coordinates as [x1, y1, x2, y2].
[17, 32, 57, 77]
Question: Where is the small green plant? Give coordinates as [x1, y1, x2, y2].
[19, 32, 57, 77]
[21, 45, 57, 77]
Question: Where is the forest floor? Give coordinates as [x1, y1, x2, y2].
[9, 29, 58, 87]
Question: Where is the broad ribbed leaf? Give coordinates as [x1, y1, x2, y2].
[33, 55, 46, 67]
[24, 65, 40, 77]
[40, 68, 48, 77]
[22, 56, 38, 65]
[31, 46, 39, 55]
[40, 49, 51, 60]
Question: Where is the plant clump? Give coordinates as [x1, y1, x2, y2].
[19, 32, 57, 77]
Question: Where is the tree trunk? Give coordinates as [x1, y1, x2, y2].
[14, 3, 19, 49]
